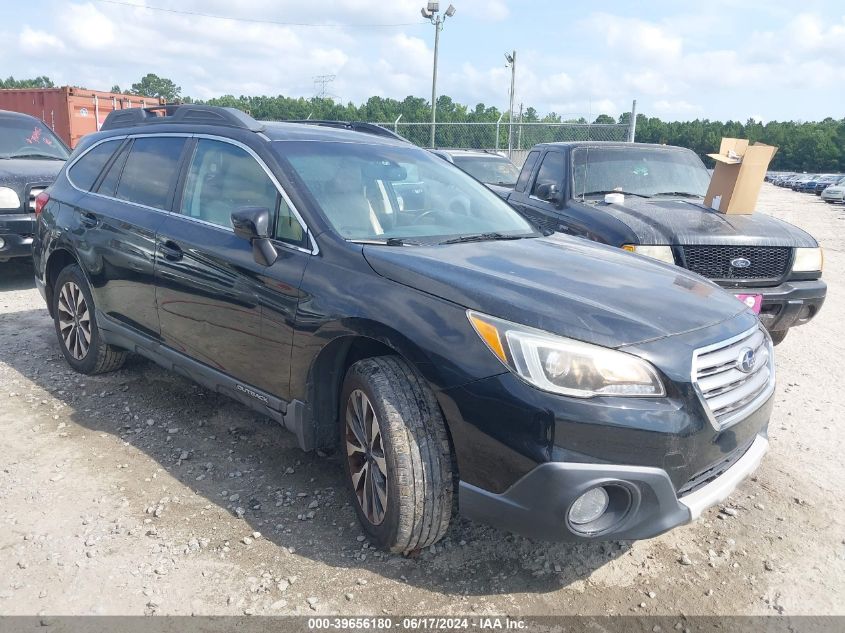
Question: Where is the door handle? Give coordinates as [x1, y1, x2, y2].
[159, 240, 183, 261]
[80, 212, 98, 227]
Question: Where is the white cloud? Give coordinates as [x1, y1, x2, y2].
[19, 27, 66, 54]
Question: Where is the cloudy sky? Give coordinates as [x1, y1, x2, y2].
[4, 0, 843, 122]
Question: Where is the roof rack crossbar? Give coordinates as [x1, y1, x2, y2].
[285, 120, 409, 143]
[100, 105, 264, 133]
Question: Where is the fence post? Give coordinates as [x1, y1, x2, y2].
[394, 114, 402, 133]
[628, 99, 637, 143]
[495, 113, 504, 151]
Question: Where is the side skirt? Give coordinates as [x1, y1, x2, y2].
[97, 312, 314, 451]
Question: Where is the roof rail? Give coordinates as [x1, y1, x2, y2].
[287, 120, 409, 143]
[100, 105, 264, 133]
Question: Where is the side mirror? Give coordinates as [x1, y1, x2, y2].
[535, 182, 563, 206]
[231, 206, 278, 266]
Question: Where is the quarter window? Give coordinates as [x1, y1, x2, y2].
[115, 137, 185, 209]
[180, 139, 304, 245]
[68, 140, 121, 192]
[531, 152, 564, 197]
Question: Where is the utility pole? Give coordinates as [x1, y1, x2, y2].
[506, 50, 516, 157]
[421, 3, 456, 148]
[313, 74, 336, 100]
[517, 102, 523, 150]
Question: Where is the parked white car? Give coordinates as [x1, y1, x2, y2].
[821, 176, 845, 203]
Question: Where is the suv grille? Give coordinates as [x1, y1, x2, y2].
[692, 327, 774, 430]
[682, 245, 791, 282]
[28, 186, 46, 212]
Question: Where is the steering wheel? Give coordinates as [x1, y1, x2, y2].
[12, 145, 48, 156]
[414, 209, 443, 224]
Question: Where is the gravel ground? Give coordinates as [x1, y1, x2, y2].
[0, 184, 843, 617]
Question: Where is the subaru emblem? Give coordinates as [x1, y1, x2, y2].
[737, 347, 756, 373]
[730, 257, 751, 268]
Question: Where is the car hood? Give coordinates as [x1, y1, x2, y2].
[583, 197, 817, 247]
[363, 234, 748, 348]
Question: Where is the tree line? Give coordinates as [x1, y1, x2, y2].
[2, 74, 842, 172]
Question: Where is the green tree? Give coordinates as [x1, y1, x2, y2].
[130, 73, 181, 101]
[593, 114, 615, 124]
[0, 75, 54, 89]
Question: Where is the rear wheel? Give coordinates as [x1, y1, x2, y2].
[769, 329, 788, 346]
[52, 265, 126, 374]
[339, 356, 454, 553]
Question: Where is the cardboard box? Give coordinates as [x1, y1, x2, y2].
[704, 138, 778, 214]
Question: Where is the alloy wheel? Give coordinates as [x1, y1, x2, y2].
[345, 389, 389, 525]
[57, 281, 91, 361]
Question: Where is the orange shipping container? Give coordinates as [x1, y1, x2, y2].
[0, 86, 166, 148]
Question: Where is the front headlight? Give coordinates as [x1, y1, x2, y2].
[467, 311, 665, 398]
[0, 187, 21, 209]
[792, 247, 823, 273]
[622, 244, 676, 265]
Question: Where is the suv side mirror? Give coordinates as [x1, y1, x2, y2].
[231, 206, 278, 266]
[535, 182, 563, 206]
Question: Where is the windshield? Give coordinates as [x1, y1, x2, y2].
[573, 146, 711, 198]
[452, 155, 521, 186]
[274, 141, 536, 242]
[0, 118, 69, 160]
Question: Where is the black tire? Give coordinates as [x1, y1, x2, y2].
[339, 356, 453, 553]
[52, 264, 126, 374]
[769, 329, 788, 346]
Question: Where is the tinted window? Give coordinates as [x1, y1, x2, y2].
[115, 137, 185, 209]
[452, 156, 520, 186]
[95, 143, 130, 197]
[181, 139, 304, 244]
[515, 151, 539, 192]
[531, 152, 564, 196]
[68, 140, 121, 191]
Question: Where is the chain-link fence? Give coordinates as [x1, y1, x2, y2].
[371, 121, 633, 166]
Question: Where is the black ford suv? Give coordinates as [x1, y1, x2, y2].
[34, 106, 773, 552]
[0, 110, 69, 262]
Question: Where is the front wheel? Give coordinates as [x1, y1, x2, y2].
[52, 264, 126, 374]
[339, 356, 454, 553]
[769, 329, 788, 346]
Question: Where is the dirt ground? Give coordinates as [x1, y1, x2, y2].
[0, 184, 843, 617]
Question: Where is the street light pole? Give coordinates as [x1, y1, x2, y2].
[421, 3, 455, 148]
[506, 50, 516, 158]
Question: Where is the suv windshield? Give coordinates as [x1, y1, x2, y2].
[0, 118, 69, 160]
[275, 141, 536, 242]
[573, 146, 711, 199]
[451, 155, 521, 187]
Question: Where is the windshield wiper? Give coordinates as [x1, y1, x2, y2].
[652, 191, 703, 198]
[350, 237, 421, 246]
[580, 189, 651, 199]
[5, 153, 65, 161]
[440, 232, 527, 245]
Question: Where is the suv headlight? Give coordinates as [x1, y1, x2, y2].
[622, 244, 675, 265]
[792, 247, 823, 273]
[467, 311, 665, 398]
[0, 187, 21, 209]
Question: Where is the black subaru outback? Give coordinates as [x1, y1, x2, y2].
[34, 105, 773, 552]
[0, 109, 69, 262]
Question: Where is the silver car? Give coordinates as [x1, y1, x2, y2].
[821, 176, 845, 203]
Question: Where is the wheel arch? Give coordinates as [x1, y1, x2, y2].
[303, 322, 454, 455]
[44, 248, 80, 317]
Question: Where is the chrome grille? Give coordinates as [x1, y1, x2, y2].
[682, 245, 791, 281]
[692, 327, 774, 430]
[28, 186, 46, 212]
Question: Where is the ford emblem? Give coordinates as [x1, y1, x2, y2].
[737, 347, 756, 373]
[730, 257, 752, 268]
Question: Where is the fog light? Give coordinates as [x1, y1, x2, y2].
[569, 487, 610, 525]
[0, 236, 6, 249]
[798, 305, 811, 320]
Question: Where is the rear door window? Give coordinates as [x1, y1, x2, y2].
[115, 137, 186, 210]
[95, 142, 131, 197]
[68, 140, 121, 191]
